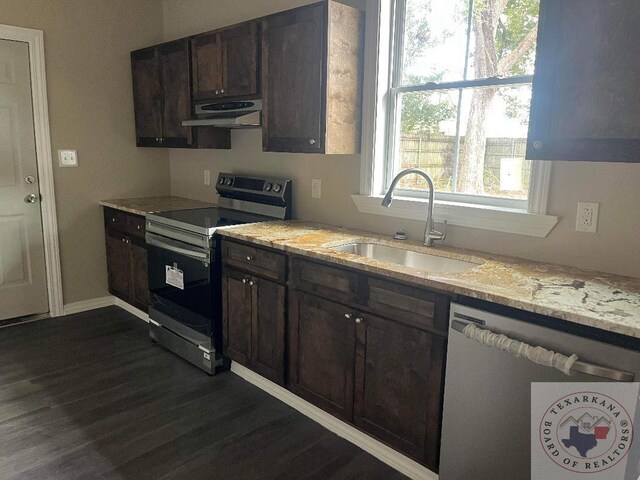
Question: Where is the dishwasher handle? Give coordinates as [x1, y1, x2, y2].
[451, 320, 635, 382]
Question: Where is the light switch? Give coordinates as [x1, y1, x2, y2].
[58, 149, 78, 167]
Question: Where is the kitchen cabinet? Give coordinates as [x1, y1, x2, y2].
[288, 292, 356, 421]
[261, 1, 364, 154]
[131, 40, 230, 149]
[221, 241, 286, 385]
[103, 208, 149, 311]
[191, 21, 260, 101]
[354, 313, 446, 468]
[289, 257, 448, 471]
[527, 0, 640, 162]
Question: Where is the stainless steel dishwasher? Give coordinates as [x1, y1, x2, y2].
[440, 302, 640, 480]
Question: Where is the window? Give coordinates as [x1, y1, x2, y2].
[385, 0, 541, 210]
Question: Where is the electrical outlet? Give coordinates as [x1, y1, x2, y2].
[58, 149, 78, 167]
[575, 202, 599, 233]
[204, 170, 211, 186]
[312, 179, 321, 199]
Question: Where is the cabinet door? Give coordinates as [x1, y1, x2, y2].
[262, 4, 326, 153]
[129, 239, 149, 312]
[159, 40, 193, 148]
[222, 268, 252, 366]
[527, 0, 640, 162]
[289, 291, 356, 421]
[131, 47, 162, 147]
[105, 230, 131, 302]
[219, 22, 260, 98]
[191, 32, 224, 101]
[354, 315, 446, 470]
[250, 276, 285, 385]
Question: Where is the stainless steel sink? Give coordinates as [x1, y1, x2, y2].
[331, 243, 478, 273]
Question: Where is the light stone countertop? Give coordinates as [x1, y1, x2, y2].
[217, 220, 640, 340]
[100, 196, 215, 216]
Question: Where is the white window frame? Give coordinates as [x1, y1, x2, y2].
[355, 0, 558, 238]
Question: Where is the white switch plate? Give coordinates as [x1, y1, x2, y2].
[311, 179, 321, 199]
[575, 202, 599, 233]
[58, 149, 78, 167]
[204, 170, 211, 186]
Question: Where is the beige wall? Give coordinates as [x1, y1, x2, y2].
[164, 0, 640, 279]
[1, 0, 171, 304]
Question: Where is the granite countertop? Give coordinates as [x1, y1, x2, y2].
[100, 196, 215, 216]
[217, 220, 640, 339]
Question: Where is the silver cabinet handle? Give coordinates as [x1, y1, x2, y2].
[24, 193, 38, 203]
[242, 278, 249, 284]
[309, 138, 316, 145]
[246, 256, 254, 261]
[344, 313, 353, 320]
[248, 280, 256, 287]
[451, 320, 635, 382]
[354, 317, 363, 324]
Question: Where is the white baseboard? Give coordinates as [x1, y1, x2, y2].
[114, 299, 150, 323]
[230, 362, 438, 480]
[62, 296, 150, 324]
[62, 296, 115, 316]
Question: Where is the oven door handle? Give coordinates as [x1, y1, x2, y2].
[146, 233, 210, 262]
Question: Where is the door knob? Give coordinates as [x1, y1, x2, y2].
[24, 175, 35, 184]
[24, 193, 38, 203]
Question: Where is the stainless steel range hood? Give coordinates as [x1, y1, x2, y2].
[182, 99, 261, 129]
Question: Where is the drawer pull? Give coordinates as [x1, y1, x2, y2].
[344, 313, 353, 320]
[354, 317, 363, 325]
[246, 256, 254, 261]
[248, 280, 256, 287]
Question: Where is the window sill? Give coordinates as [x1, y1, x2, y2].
[351, 195, 559, 238]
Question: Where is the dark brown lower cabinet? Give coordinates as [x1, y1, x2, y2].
[354, 314, 446, 469]
[289, 292, 356, 421]
[103, 208, 149, 312]
[105, 230, 131, 301]
[222, 267, 285, 385]
[289, 288, 446, 471]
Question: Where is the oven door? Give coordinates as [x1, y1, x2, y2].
[146, 232, 215, 339]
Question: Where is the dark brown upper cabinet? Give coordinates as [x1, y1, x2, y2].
[131, 39, 230, 149]
[132, 40, 192, 148]
[261, 1, 364, 154]
[527, 0, 640, 162]
[191, 21, 260, 101]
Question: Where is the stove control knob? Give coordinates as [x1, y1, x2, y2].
[264, 183, 273, 192]
[225, 178, 233, 186]
[218, 177, 226, 185]
[273, 184, 282, 193]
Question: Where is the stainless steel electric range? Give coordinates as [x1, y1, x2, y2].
[145, 173, 291, 374]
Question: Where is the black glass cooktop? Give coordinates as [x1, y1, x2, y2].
[147, 207, 270, 236]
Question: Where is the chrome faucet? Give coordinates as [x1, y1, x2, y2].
[381, 168, 447, 247]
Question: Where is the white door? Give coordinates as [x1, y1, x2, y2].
[0, 39, 48, 320]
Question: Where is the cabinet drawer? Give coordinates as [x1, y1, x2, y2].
[291, 257, 358, 305]
[104, 208, 130, 233]
[128, 214, 146, 239]
[222, 240, 286, 282]
[362, 277, 449, 333]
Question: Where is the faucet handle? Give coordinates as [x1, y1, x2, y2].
[429, 220, 447, 242]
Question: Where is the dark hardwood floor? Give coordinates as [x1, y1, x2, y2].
[0, 307, 407, 480]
